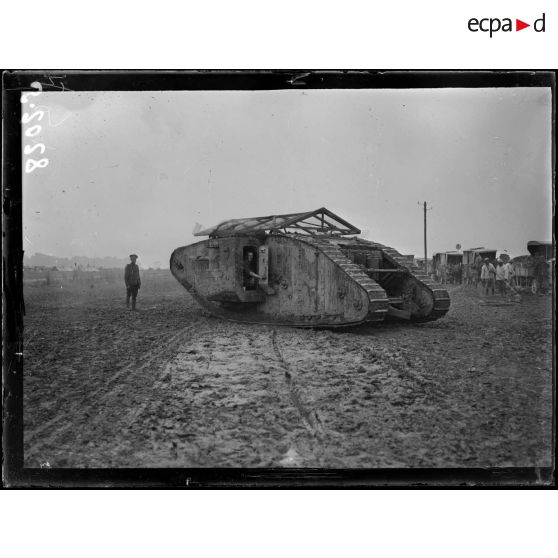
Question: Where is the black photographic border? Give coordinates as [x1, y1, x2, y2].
[2, 69, 556, 488]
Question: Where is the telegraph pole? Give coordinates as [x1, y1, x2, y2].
[418, 201, 432, 273]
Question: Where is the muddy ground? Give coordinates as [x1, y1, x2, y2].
[23, 273, 553, 468]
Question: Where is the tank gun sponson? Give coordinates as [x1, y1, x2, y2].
[170, 208, 450, 327]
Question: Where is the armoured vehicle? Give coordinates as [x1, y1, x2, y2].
[170, 208, 450, 327]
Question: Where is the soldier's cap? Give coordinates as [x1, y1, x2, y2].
[130, 254, 138, 258]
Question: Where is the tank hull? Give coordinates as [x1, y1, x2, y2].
[170, 233, 449, 327]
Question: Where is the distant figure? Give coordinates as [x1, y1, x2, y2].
[495, 260, 506, 296]
[453, 263, 463, 285]
[446, 264, 453, 284]
[465, 264, 473, 285]
[124, 254, 141, 310]
[439, 264, 447, 285]
[243, 251, 261, 290]
[503, 260, 515, 288]
[481, 258, 496, 295]
[454, 263, 462, 284]
[474, 254, 483, 288]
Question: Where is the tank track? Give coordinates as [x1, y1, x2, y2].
[295, 235, 390, 323]
[330, 237, 451, 322]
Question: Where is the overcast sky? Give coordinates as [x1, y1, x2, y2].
[23, 87, 552, 268]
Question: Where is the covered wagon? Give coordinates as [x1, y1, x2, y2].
[511, 241, 553, 293]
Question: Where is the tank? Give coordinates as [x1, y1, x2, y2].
[170, 208, 450, 327]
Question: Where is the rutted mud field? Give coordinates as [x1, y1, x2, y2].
[23, 274, 553, 468]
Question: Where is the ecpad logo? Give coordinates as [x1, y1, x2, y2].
[468, 13, 546, 37]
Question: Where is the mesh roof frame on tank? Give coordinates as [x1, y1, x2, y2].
[195, 207, 361, 237]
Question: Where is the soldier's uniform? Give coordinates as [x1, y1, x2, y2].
[242, 253, 259, 290]
[125, 254, 141, 309]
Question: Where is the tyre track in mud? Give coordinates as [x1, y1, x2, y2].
[119, 319, 216, 432]
[25, 317, 212, 464]
[111, 322, 330, 467]
[271, 329, 325, 438]
[24, 318, 138, 443]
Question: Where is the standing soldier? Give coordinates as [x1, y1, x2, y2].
[502, 259, 520, 300]
[495, 260, 506, 296]
[125, 254, 141, 310]
[473, 253, 483, 288]
[440, 264, 447, 285]
[481, 258, 496, 296]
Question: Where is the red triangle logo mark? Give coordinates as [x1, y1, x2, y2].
[516, 19, 530, 31]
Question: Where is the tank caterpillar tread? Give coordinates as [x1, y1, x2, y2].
[297, 235, 389, 323]
[333, 237, 450, 322]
